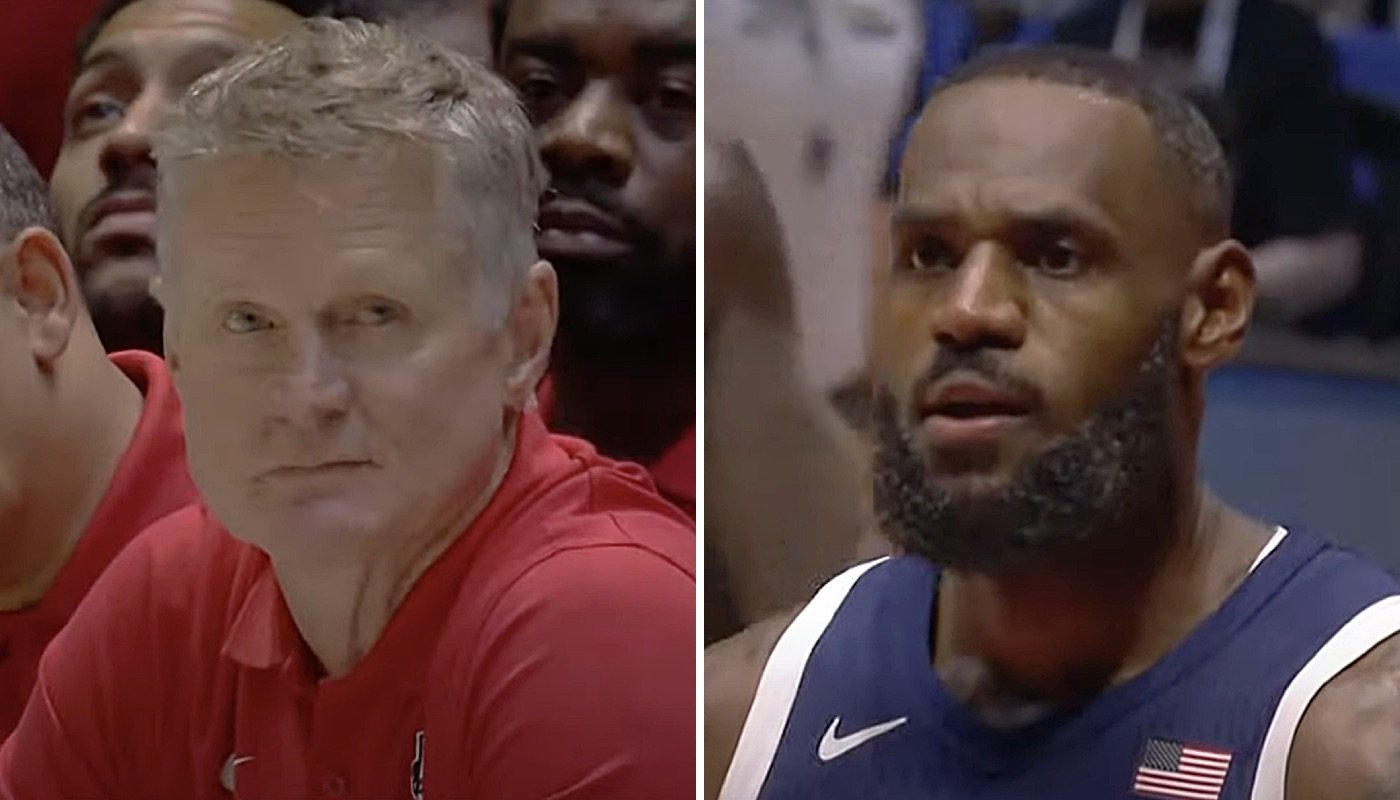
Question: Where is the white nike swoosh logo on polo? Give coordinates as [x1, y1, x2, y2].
[220, 755, 254, 792]
[817, 716, 909, 761]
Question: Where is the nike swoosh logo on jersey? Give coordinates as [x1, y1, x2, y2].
[817, 716, 909, 761]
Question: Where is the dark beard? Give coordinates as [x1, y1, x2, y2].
[873, 317, 1180, 574]
[551, 240, 696, 371]
[85, 285, 165, 356]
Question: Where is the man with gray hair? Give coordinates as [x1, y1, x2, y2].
[1, 19, 694, 799]
[0, 123, 193, 740]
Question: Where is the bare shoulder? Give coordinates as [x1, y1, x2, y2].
[704, 607, 802, 800]
[1287, 632, 1400, 800]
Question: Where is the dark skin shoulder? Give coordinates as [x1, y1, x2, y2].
[704, 606, 802, 800]
[1287, 633, 1400, 799]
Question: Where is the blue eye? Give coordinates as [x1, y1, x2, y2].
[70, 98, 124, 135]
[223, 308, 272, 334]
[350, 302, 399, 326]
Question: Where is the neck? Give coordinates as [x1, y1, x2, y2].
[933, 489, 1268, 722]
[275, 429, 515, 678]
[0, 343, 142, 610]
[549, 351, 693, 464]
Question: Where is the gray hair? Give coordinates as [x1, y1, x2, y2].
[154, 17, 546, 325]
[0, 125, 57, 245]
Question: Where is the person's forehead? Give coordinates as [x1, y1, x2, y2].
[503, 0, 694, 52]
[898, 78, 1162, 223]
[86, 0, 303, 65]
[169, 148, 443, 242]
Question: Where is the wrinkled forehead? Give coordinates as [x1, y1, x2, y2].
[161, 147, 447, 255]
[897, 79, 1168, 230]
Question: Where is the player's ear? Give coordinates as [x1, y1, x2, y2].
[502, 260, 557, 412]
[0, 227, 82, 366]
[1179, 239, 1254, 371]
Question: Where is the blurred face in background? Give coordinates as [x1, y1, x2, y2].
[50, 0, 303, 353]
[498, 0, 695, 368]
[161, 149, 530, 566]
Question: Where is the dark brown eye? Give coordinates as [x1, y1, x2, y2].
[1033, 238, 1084, 276]
[908, 236, 957, 273]
[650, 77, 694, 115]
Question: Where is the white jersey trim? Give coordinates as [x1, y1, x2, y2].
[1249, 526, 1289, 575]
[1249, 593, 1400, 800]
[718, 558, 888, 800]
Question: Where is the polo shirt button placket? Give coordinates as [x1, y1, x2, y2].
[321, 773, 348, 797]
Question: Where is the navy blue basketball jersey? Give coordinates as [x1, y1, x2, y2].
[720, 528, 1400, 800]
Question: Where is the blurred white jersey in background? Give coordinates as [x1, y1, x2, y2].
[707, 0, 923, 390]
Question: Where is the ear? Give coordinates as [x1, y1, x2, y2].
[0, 227, 82, 366]
[502, 260, 558, 411]
[1179, 238, 1255, 371]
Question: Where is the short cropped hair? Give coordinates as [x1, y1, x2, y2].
[74, 0, 372, 68]
[153, 18, 546, 324]
[925, 45, 1233, 239]
[0, 125, 57, 244]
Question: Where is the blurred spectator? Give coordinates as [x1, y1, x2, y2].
[49, 0, 362, 356]
[707, 0, 923, 390]
[704, 0, 919, 640]
[1055, 0, 1364, 324]
[0, 0, 103, 178]
[704, 140, 878, 643]
[490, 0, 697, 517]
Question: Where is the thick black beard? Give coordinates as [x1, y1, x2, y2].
[86, 288, 165, 356]
[873, 318, 1180, 575]
[551, 240, 696, 371]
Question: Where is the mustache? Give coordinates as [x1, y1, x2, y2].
[76, 165, 158, 238]
[541, 178, 647, 240]
[910, 348, 1045, 410]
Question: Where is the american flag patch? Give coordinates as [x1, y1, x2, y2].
[1132, 738, 1233, 800]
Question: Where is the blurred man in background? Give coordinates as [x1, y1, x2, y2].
[704, 140, 880, 642]
[50, 0, 362, 355]
[490, 0, 697, 517]
[701, 0, 919, 641]
[2, 21, 693, 798]
[0, 124, 193, 738]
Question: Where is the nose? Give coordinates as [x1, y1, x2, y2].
[97, 91, 161, 186]
[930, 242, 1028, 352]
[273, 336, 353, 433]
[539, 81, 634, 188]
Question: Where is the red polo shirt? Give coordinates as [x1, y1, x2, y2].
[536, 374, 696, 518]
[0, 413, 695, 799]
[0, 350, 191, 738]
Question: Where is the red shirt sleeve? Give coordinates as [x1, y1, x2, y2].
[0, 508, 191, 799]
[432, 542, 696, 799]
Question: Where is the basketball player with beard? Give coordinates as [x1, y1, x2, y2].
[491, 0, 696, 516]
[707, 47, 1400, 800]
